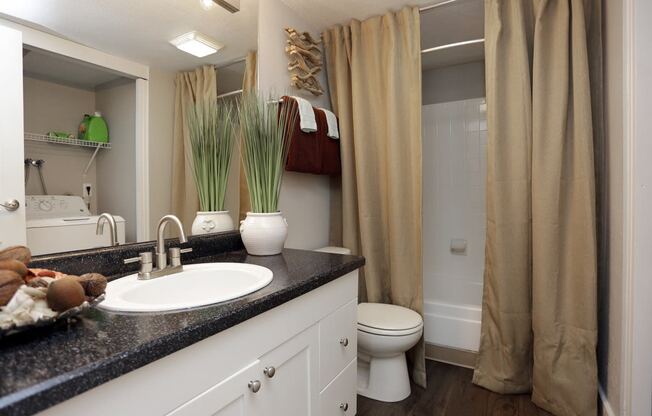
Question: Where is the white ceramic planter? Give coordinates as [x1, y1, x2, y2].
[191, 211, 234, 235]
[239, 212, 288, 256]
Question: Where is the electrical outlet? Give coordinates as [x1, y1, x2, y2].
[83, 183, 93, 198]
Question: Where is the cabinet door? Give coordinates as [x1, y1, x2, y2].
[249, 325, 319, 416]
[0, 24, 26, 248]
[167, 360, 261, 416]
[320, 359, 357, 416]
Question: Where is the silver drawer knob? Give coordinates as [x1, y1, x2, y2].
[340, 402, 349, 411]
[263, 366, 276, 378]
[340, 337, 349, 347]
[248, 380, 261, 393]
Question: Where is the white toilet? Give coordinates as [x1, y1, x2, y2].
[357, 302, 423, 402]
[315, 246, 424, 403]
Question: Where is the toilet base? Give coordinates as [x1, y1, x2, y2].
[357, 351, 411, 402]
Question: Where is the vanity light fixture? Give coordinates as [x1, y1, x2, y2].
[170, 31, 224, 58]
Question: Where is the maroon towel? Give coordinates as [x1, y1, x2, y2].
[283, 97, 341, 175]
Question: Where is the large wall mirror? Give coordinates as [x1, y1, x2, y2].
[0, 0, 258, 256]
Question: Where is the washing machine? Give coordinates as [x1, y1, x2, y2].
[26, 195, 126, 256]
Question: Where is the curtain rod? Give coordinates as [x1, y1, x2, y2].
[419, 0, 458, 13]
[421, 38, 484, 54]
[217, 89, 243, 99]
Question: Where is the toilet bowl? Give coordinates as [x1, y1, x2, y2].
[315, 247, 423, 403]
[357, 302, 423, 402]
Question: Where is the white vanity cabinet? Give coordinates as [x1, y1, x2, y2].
[172, 325, 319, 416]
[39, 271, 358, 416]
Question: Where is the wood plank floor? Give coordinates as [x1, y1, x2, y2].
[357, 360, 553, 416]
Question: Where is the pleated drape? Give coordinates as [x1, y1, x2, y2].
[473, 1, 600, 415]
[323, 6, 426, 387]
[171, 66, 217, 231]
[238, 51, 257, 221]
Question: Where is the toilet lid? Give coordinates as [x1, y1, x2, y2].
[357, 303, 423, 333]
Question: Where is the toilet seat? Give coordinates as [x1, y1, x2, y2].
[357, 322, 423, 337]
[357, 303, 423, 337]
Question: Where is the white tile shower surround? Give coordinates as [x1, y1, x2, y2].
[422, 97, 487, 352]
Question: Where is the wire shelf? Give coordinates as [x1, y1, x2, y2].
[24, 132, 111, 149]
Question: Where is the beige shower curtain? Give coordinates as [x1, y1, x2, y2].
[171, 65, 217, 230]
[323, 6, 425, 387]
[473, 1, 601, 415]
[239, 51, 257, 221]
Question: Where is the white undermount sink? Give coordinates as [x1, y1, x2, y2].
[98, 263, 273, 313]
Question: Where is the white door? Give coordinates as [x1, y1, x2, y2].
[250, 325, 319, 416]
[167, 360, 262, 416]
[0, 25, 26, 248]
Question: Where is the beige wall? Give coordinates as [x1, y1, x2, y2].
[147, 67, 176, 239]
[23, 77, 99, 211]
[422, 61, 485, 105]
[599, 0, 624, 414]
[96, 81, 137, 242]
[257, 0, 332, 250]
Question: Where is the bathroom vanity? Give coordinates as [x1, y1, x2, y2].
[0, 232, 364, 416]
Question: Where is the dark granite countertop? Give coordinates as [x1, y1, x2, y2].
[0, 233, 364, 416]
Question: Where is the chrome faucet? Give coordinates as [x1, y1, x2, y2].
[156, 215, 187, 269]
[96, 213, 119, 246]
[123, 214, 192, 280]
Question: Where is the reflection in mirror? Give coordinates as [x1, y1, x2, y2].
[0, 0, 259, 256]
[23, 48, 135, 255]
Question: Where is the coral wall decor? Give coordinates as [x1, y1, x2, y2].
[285, 27, 324, 96]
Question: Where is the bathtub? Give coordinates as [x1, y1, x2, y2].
[423, 298, 482, 352]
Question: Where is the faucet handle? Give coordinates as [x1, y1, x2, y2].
[169, 247, 192, 267]
[124, 252, 153, 265]
[169, 247, 180, 267]
[124, 252, 154, 279]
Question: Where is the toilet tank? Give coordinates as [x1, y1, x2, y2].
[315, 246, 352, 255]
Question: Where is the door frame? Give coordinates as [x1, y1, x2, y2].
[0, 25, 26, 247]
[0, 18, 151, 241]
[621, 0, 652, 414]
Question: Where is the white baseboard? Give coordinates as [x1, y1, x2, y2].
[423, 300, 481, 351]
[599, 384, 616, 416]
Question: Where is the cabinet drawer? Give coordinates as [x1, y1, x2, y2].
[319, 298, 357, 389]
[319, 359, 357, 416]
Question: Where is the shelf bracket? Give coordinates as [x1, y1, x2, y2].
[83, 144, 102, 176]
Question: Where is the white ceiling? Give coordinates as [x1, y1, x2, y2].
[0, 0, 483, 73]
[0, 0, 259, 72]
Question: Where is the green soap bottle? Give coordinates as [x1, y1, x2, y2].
[85, 112, 109, 143]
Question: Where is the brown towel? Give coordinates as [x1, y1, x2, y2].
[283, 96, 341, 175]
